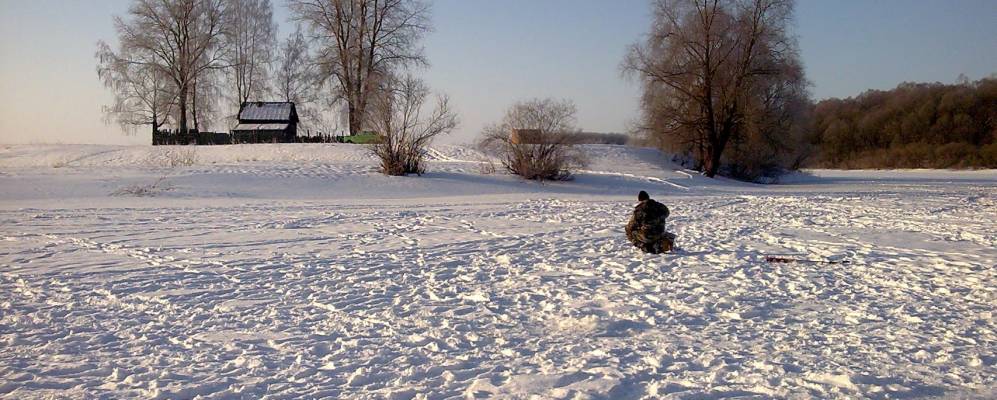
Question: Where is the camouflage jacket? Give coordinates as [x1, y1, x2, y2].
[625, 199, 670, 245]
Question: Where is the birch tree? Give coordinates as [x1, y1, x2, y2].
[274, 27, 322, 130]
[190, 60, 223, 131]
[98, 0, 228, 134]
[289, 0, 431, 135]
[224, 0, 277, 108]
[96, 43, 177, 135]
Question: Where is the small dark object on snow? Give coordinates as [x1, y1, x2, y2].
[626, 191, 675, 254]
[765, 256, 851, 265]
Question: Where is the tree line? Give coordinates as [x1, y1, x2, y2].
[812, 77, 997, 169]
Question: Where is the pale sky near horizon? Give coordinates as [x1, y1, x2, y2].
[1, 0, 995, 146]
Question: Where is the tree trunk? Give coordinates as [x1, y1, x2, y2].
[178, 86, 189, 135]
[192, 95, 200, 133]
[704, 143, 721, 178]
[151, 115, 157, 145]
[704, 124, 733, 178]
[192, 79, 200, 133]
[348, 104, 361, 135]
[356, 101, 366, 135]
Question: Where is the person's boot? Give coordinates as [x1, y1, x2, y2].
[661, 232, 676, 252]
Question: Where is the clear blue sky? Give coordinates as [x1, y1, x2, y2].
[1, 0, 995, 145]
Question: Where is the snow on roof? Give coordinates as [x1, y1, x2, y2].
[232, 123, 290, 131]
[238, 102, 294, 122]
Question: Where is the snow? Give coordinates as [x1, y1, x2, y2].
[1, 143, 995, 399]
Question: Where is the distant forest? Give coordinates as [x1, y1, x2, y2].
[811, 77, 997, 169]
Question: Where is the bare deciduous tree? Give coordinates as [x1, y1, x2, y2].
[289, 0, 431, 135]
[98, 0, 228, 135]
[224, 0, 277, 108]
[623, 0, 810, 179]
[96, 44, 177, 135]
[274, 28, 315, 105]
[274, 27, 324, 131]
[480, 98, 587, 181]
[190, 62, 223, 132]
[368, 76, 457, 175]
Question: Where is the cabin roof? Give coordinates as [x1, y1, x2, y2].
[238, 102, 296, 122]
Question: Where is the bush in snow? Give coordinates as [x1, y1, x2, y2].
[367, 76, 458, 176]
[110, 176, 172, 197]
[479, 98, 587, 181]
[165, 147, 199, 168]
[147, 146, 199, 168]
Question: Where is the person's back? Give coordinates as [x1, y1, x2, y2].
[626, 191, 674, 253]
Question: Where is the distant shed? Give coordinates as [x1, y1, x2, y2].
[231, 102, 299, 143]
[509, 129, 544, 144]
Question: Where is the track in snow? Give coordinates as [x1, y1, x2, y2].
[2, 192, 995, 399]
[0, 144, 995, 399]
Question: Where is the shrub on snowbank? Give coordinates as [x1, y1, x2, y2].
[367, 76, 458, 176]
[110, 176, 172, 197]
[479, 98, 588, 181]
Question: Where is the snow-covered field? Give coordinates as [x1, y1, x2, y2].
[1, 143, 994, 399]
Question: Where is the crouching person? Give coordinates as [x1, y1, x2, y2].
[625, 191, 676, 254]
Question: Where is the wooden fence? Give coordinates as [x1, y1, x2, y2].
[152, 130, 370, 145]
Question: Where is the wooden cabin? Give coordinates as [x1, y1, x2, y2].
[231, 102, 299, 143]
[509, 129, 544, 144]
